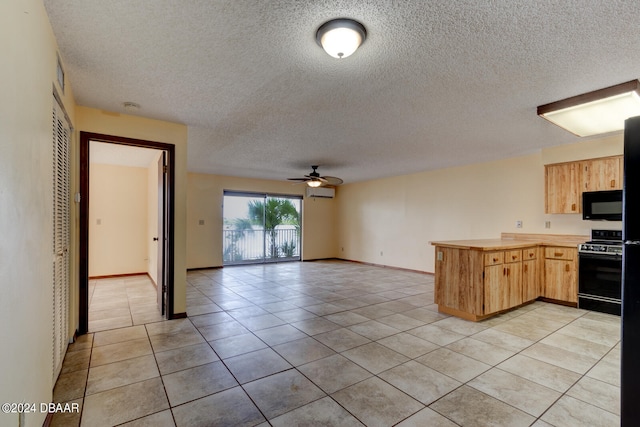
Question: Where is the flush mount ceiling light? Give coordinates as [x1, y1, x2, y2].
[537, 80, 640, 137]
[316, 18, 366, 59]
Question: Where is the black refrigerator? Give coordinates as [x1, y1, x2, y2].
[622, 115, 640, 425]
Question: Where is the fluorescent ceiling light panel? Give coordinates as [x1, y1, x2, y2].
[538, 80, 640, 137]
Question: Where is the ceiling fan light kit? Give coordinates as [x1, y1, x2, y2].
[537, 79, 640, 137]
[288, 166, 344, 187]
[316, 18, 366, 59]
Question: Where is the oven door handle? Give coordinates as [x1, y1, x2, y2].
[625, 240, 640, 245]
[578, 252, 622, 261]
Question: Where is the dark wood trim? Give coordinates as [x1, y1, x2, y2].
[537, 79, 640, 115]
[79, 133, 89, 334]
[187, 266, 223, 271]
[173, 312, 188, 319]
[42, 412, 54, 427]
[90, 272, 158, 289]
[89, 272, 147, 280]
[79, 132, 177, 335]
[327, 257, 434, 276]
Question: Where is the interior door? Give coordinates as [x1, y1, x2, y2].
[157, 152, 167, 315]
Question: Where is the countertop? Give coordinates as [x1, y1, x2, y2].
[430, 238, 584, 251]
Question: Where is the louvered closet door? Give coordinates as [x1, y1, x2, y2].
[52, 98, 70, 383]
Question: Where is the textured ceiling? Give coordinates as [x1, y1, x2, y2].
[44, 1, 640, 184]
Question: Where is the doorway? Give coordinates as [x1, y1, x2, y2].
[223, 191, 302, 265]
[79, 132, 176, 334]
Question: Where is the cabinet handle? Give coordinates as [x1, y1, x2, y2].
[565, 264, 570, 272]
[524, 264, 528, 272]
[611, 179, 615, 188]
[512, 255, 517, 260]
[503, 267, 506, 275]
[571, 203, 576, 211]
[554, 252, 563, 257]
[506, 267, 510, 277]
[529, 253, 534, 258]
[493, 257, 499, 262]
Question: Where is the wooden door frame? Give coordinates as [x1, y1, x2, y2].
[79, 132, 176, 334]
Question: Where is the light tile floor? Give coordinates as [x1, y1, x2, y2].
[88, 275, 164, 332]
[54, 260, 621, 426]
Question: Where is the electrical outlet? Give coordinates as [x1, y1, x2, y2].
[380, 251, 383, 256]
[198, 219, 205, 225]
[545, 221, 551, 229]
[516, 220, 523, 228]
[96, 218, 101, 225]
[437, 251, 443, 261]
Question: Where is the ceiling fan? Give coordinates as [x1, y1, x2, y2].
[288, 165, 344, 187]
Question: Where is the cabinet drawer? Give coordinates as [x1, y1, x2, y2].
[504, 250, 522, 263]
[544, 247, 575, 260]
[484, 252, 504, 266]
[523, 247, 538, 260]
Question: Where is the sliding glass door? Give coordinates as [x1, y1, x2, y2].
[223, 192, 301, 265]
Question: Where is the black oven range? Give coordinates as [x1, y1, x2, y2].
[578, 229, 622, 316]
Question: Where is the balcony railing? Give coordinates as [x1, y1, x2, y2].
[223, 228, 300, 264]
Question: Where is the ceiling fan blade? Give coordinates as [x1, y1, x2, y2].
[322, 176, 343, 185]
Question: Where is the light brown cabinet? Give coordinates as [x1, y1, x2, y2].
[543, 247, 577, 303]
[483, 250, 522, 314]
[545, 155, 623, 214]
[434, 241, 575, 321]
[545, 162, 582, 213]
[522, 247, 540, 302]
[435, 245, 538, 321]
[582, 157, 623, 191]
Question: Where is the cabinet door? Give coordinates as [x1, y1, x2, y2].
[484, 264, 508, 314]
[544, 259, 577, 302]
[506, 262, 523, 307]
[545, 162, 581, 213]
[522, 259, 539, 302]
[583, 156, 623, 191]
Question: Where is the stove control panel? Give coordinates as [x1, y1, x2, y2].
[579, 243, 623, 256]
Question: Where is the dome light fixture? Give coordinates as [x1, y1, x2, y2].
[307, 179, 323, 188]
[316, 18, 366, 59]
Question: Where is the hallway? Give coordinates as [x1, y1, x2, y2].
[88, 275, 164, 332]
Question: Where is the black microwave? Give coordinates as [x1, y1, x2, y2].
[582, 190, 623, 221]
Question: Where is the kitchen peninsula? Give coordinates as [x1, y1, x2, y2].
[431, 233, 587, 321]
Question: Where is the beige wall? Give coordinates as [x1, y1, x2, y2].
[337, 134, 624, 274]
[187, 173, 337, 268]
[89, 163, 149, 276]
[0, 1, 78, 425]
[76, 107, 188, 314]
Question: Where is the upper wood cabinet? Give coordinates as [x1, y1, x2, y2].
[545, 155, 623, 214]
[545, 162, 581, 213]
[582, 157, 623, 192]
